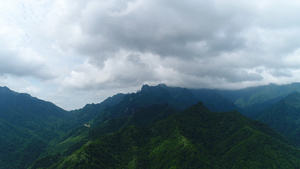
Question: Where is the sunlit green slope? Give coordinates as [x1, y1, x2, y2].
[48, 103, 300, 169]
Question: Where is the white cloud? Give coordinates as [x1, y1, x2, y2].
[283, 49, 300, 67]
[2, 0, 300, 109]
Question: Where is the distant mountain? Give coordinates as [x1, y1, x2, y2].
[0, 86, 69, 169]
[220, 83, 300, 118]
[31, 84, 240, 168]
[71, 93, 126, 125]
[0, 86, 67, 128]
[190, 88, 242, 113]
[44, 103, 300, 169]
[4, 83, 300, 168]
[258, 92, 300, 146]
[140, 84, 241, 112]
[64, 84, 241, 142]
[31, 83, 300, 168]
[72, 84, 240, 126]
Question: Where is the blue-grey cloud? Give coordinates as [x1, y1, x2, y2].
[2, 0, 300, 110]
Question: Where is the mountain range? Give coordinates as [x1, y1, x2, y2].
[2, 83, 300, 168]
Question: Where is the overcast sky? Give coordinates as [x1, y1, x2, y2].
[1, 0, 300, 110]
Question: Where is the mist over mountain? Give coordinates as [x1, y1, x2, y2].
[219, 83, 300, 118]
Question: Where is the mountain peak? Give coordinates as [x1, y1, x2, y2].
[0, 86, 66, 125]
[140, 84, 168, 94]
[141, 84, 150, 92]
[141, 83, 168, 92]
[184, 101, 210, 116]
[157, 83, 168, 88]
[192, 101, 207, 110]
[0, 86, 13, 94]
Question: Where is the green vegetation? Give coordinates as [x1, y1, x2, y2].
[0, 87, 69, 169]
[3, 84, 300, 168]
[258, 92, 300, 146]
[37, 103, 300, 169]
[220, 82, 300, 118]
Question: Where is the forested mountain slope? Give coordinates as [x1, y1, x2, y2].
[258, 92, 300, 146]
[0, 87, 69, 169]
[46, 103, 300, 169]
[32, 84, 240, 164]
[3, 83, 300, 168]
[220, 83, 300, 118]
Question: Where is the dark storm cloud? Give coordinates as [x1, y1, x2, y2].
[52, 0, 256, 60]
[224, 69, 263, 82]
[48, 0, 272, 88]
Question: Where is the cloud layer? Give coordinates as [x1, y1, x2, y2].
[1, 0, 300, 109]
